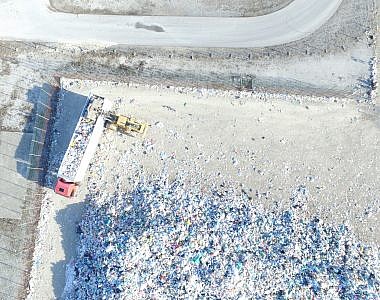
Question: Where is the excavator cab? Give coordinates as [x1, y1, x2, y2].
[105, 113, 147, 136]
[55, 178, 78, 197]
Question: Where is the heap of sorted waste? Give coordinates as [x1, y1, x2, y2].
[65, 177, 380, 299]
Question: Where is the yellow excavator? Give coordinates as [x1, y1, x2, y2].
[105, 113, 148, 136]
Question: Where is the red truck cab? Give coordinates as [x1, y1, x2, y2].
[55, 178, 78, 197]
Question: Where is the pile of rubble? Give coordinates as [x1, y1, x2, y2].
[65, 176, 379, 299]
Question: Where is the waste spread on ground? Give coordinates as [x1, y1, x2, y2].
[65, 175, 380, 299]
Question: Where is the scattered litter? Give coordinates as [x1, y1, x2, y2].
[153, 121, 164, 128]
[142, 139, 155, 153]
[162, 105, 176, 112]
[291, 185, 309, 209]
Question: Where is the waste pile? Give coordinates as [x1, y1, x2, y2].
[65, 176, 380, 299]
[58, 117, 95, 180]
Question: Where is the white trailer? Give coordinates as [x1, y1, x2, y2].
[55, 94, 112, 197]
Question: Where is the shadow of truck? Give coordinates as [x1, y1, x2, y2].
[40, 87, 89, 299]
[43, 88, 89, 190]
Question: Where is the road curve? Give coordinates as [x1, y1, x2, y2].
[0, 0, 342, 48]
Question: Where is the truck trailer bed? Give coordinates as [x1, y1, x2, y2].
[57, 94, 111, 183]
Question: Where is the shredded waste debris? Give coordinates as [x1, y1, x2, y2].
[65, 175, 379, 299]
[58, 118, 95, 180]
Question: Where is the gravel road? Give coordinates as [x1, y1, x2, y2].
[0, 0, 342, 47]
[50, 0, 294, 17]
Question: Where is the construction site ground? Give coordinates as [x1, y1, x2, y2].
[0, 0, 378, 298]
[26, 78, 379, 299]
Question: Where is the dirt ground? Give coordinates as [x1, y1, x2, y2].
[49, 0, 294, 17]
[28, 78, 379, 299]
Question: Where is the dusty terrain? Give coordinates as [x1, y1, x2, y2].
[49, 0, 294, 17]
